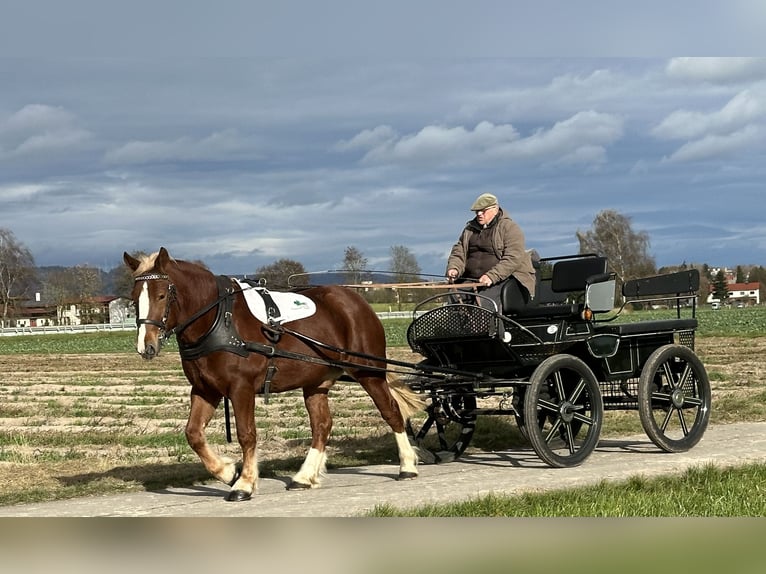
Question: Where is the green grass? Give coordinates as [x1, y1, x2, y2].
[367, 462, 766, 516]
[1, 305, 764, 354]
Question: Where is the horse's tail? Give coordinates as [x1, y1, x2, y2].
[386, 373, 426, 421]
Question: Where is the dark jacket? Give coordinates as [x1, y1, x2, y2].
[446, 208, 536, 297]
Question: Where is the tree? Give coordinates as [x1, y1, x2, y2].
[254, 259, 307, 290]
[711, 269, 729, 304]
[735, 265, 746, 283]
[341, 246, 368, 284]
[389, 245, 422, 310]
[45, 265, 104, 324]
[0, 228, 36, 327]
[576, 210, 656, 288]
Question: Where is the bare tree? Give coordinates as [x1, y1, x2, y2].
[576, 210, 656, 287]
[341, 246, 368, 284]
[254, 259, 307, 290]
[45, 265, 103, 324]
[389, 245, 422, 310]
[0, 228, 36, 327]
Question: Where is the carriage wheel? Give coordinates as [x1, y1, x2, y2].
[523, 354, 603, 468]
[638, 344, 711, 453]
[406, 391, 477, 463]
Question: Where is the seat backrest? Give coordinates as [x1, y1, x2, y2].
[622, 269, 700, 298]
[551, 256, 608, 293]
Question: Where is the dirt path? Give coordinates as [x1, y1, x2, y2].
[1, 420, 765, 517]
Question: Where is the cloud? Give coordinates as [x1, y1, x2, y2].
[104, 128, 255, 165]
[653, 88, 766, 162]
[665, 57, 766, 84]
[663, 124, 762, 163]
[334, 125, 398, 152]
[341, 111, 623, 167]
[0, 104, 92, 158]
[652, 89, 766, 140]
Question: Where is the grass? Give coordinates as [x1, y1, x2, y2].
[367, 462, 766, 516]
[1, 305, 764, 354]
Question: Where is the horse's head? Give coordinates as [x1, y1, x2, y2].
[124, 247, 177, 360]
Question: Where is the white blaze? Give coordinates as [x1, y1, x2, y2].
[137, 281, 149, 354]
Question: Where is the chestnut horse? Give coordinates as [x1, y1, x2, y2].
[124, 247, 422, 501]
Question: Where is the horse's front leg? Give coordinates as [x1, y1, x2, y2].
[185, 390, 239, 490]
[288, 385, 332, 490]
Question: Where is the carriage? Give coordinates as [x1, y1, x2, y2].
[126, 248, 711, 501]
[402, 253, 711, 468]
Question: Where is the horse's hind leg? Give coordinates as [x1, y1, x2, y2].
[356, 375, 419, 480]
[288, 385, 332, 490]
[185, 390, 240, 488]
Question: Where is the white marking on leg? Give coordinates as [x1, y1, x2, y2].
[292, 447, 327, 487]
[395, 431, 419, 475]
[136, 281, 149, 354]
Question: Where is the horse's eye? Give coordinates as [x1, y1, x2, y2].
[158, 293, 166, 300]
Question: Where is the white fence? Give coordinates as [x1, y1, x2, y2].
[0, 322, 137, 337]
[0, 312, 415, 337]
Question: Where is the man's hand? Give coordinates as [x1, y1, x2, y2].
[446, 268, 459, 283]
[478, 274, 492, 287]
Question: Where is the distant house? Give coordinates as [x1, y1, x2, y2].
[7, 294, 134, 328]
[707, 282, 761, 307]
[109, 297, 135, 324]
[57, 295, 122, 326]
[9, 304, 57, 327]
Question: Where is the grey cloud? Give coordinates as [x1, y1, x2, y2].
[0, 104, 92, 159]
[666, 57, 766, 84]
[664, 125, 763, 163]
[653, 89, 766, 141]
[104, 129, 258, 165]
[349, 111, 622, 167]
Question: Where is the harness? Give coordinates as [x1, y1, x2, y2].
[134, 271, 472, 441]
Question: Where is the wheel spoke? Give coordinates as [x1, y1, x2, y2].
[572, 411, 594, 426]
[562, 423, 576, 454]
[538, 398, 559, 414]
[567, 378, 587, 404]
[544, 417, 563, 444]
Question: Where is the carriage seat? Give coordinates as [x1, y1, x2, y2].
[502, 255, 609, 317]
[595, 268, 700, 337]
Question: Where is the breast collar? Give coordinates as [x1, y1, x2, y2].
[177, 276, 250, 361]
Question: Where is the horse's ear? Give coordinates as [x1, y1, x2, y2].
[124, 251, 140, 271]
[157, 247, 171, 271]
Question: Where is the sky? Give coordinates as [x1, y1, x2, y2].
[2, 2, 765, 279]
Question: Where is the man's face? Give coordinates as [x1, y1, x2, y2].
[474, 204, 498, 226]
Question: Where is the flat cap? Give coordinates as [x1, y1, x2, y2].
[471, 193, 498, 211]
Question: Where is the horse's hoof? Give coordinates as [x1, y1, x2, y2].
[286, 481, 312, 491]
[226, 489, 252, 502]
[398, 471, 418, 481]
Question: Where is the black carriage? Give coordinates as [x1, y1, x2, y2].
[404, 254, 711, 468]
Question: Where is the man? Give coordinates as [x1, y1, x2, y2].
[446, 193, 536, 312]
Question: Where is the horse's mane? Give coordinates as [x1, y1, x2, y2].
[132, 251, 212, 283]
[132, 251, 167, 276]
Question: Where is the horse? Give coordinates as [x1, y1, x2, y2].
[123, 247, 423, 502]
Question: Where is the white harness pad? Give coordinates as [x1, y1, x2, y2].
[234, 279, 317, 324]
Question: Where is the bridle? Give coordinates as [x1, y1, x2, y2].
[134, 273, 177, 345]
[133, 271, 243, 347]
